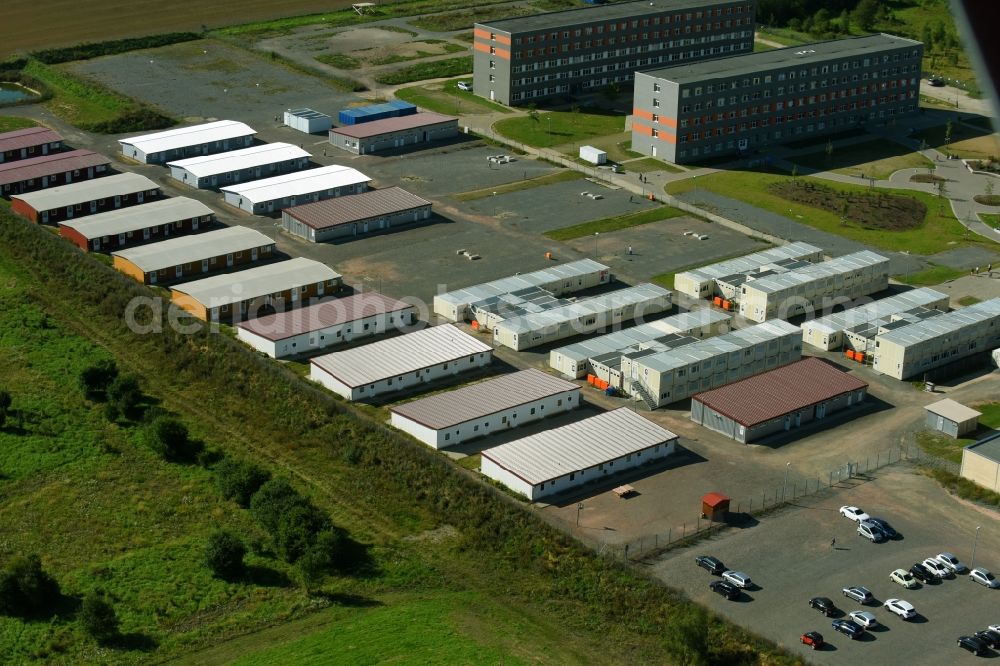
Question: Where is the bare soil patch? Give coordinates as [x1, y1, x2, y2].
[769, 180, 927, 231]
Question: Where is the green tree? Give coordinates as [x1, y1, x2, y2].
[664, 606, 710, 666]
[205, 530, 246, 579]
[79, 359, 118, 401]
[249, 478, 309, 534]
[944, 120, 953, 144]
[812, 8, 831, 34]
[0, 554, 61, 617]
[986, 179, 994, 198]
[932, 20, 947, 46]
[921, 24, 933, 50]
[276, 504, 330, 563]
[851, 0, 878, 31]
[839, 9, 850, 34]
[146, 416, 202, 462]
[80, 592, 119, 644]
[104, 374, 142, 421]
[215, 458, 271, 507]
[0, 390, 11, 428]
[526, 103, 539, 123]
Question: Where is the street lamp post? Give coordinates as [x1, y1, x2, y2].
[971, 525, 981, 570]
[783, 461, 790, 499]
[576, 502, 584, 527]
[593, 232, 599, 257]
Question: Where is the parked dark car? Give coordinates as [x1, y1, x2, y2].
[832, 619, 864, 640]
[974, 629, 1000, 649]
[928, 77, 946, 87]
[910, 562, 934, 584]
[958, 635, 987, 656]
[710, 580, 740, 600]
[695, 555, 726, 575]
[809, 597, 837, 616]
[868, 517, 898, 539]
[800, 631, 825, 650]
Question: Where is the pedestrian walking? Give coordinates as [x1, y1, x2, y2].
[627, 245, 633, 256]
[831, 537, 836, 548]
[975, 266, 980, 275]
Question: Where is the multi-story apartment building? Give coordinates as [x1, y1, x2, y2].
[632, 33, 922, 163]
[473, 0, 756, 106]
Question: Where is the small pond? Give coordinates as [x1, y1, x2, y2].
[0, 82, 39, 104]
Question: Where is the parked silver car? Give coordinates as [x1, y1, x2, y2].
[970, 567, 1000, 589]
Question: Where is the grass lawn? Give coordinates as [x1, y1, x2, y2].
[754, 28, 809, 46]
[625, 157, 683, 174]
[896, 263, 968, 286]
[919, 94, 956, 110]
[410, 5, 535, 31]
[395, 80, 512, 115]
[783, 127, 869, 150]
[0, 116, 38, 132]
[374, 56, 472, 85]
[753, 40, 777, 52]
[665, 168, 978, 255]
[791, 139, 934, 180]
[958, 295, 981, 306]
[651, 248, 769, 290]
[917, 403, 1000, 463]
[980, 213, 999, 229]
[915, 123, 1000, 160]
[559, 132, 642, 163]
[544, 205, 687, 241]
[495, 109, 625, 150]
[315, 53, 361, 69]
[454, 169, 581, 201]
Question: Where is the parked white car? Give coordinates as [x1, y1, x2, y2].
[890, 568, 918, 589]
[923, 558, 952, 578]
[457, 81, 472, 91]
[990, 624, 1000, 633]
[884, 598, 916, 620]
[722, 571, 752, 589]
[936, 552, 968, 574]
[970, 568, 1000, 589]
[849, 610, 879, 629]
[840, 506, 870, 522]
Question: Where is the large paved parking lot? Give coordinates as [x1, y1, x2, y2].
[648, 468, 1000, 665]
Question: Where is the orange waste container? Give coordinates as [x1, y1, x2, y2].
[846, 349, 856, 360]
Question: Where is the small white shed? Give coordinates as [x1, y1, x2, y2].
[579, 145, 607, 165]
[925, 399, 981, 438]
[284, 108, 333, 134]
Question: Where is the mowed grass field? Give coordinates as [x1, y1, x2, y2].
[1, 0, 355, 56]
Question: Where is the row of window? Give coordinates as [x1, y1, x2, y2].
[441, 395, 575, 441]
[535, 442, 667, 491]
[211, 282, 336, 314]
[356, 353, 488, 393]
[509, 32, 749, 60]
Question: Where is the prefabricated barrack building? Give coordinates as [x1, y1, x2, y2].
[550, 309, 731, 379]
[281, 186, 432, 243]
[800, 286, 949, 351]
[221, 165, 370, 215]
[480, 408, 678, 501]
[59, 197, 215, 252]
[10, 172, 161, 225]
[960, 433, 1000, 493]
[925, 398, 980, 439]
[389, 368, 581, 449]
[167, 143, 311, 189]
[0, 150, 111, 197]
[284, 108, 333, 134]
[309, 324, 493, 401]
[622, 319, 802, 408]
[170, 257, 342, 323]
[673, 241, 824, 300]
[434, 259, 612, 322]
[112, 226, 275, 285]
[235, 292, 417, 359]
[491, 283, 672, 351]
[118, 120, 256, 164]
[0, 126, 63, 163]
[737, 250, 891, 323]
[329, 112, 459, 155]
[690, 356, 868, 443]
[871, 297, 1000, 380]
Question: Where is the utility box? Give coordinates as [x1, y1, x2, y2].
[579, 145, 607, 165]
[284, 108, 332, 134]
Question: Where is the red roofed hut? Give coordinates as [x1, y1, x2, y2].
[702, 492, 730, 522]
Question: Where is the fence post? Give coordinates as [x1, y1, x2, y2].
[655, 534, 658, 549]
[697, 516, 701, 533]
[668, 527, 671, 543]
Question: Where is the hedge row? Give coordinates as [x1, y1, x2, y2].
[31, 32, 202, 64]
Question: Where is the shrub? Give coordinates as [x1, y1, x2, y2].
[205, 531, 246, 580]
[104, 374, 142, 421]
[145, 416, 203, 463]
[215, 458, 271, 507]
[79, 592, 119, 644]
[32, 33, 200, 64]
[0, 390, 11, 428]
[0, 555, 61, 617]
[276, 505, 329, 563]
[248, 478, 308, 534]
[79, 359, 118, 401]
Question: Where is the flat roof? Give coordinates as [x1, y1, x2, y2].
[330, 112, 457, 139]
[478, 0, 734, 33]
[0, 126, 62, 152]
[118, 120, 256, 155]
[112, 226, 273, 273]
[310, 324, 492, 388]
[60, 197, 214, 239]
[220, 165, 370, 205]
[876, 298, 1000, 348]
[437, 259, 610, 309]
[678, 242, 822, 285]
[166, 142, 310, 178]
[801, 287, 949, 338]
[966, 432, 1000, 464]
[635, 319, 801, 374]
[284, 186, 431, 229]
[693, 357, 868, 428]
[171, 257, 341, 307]
[482, 408, 678, 486]
[0, 150, 109, 186]
[495, 283, 670, 335]
[287, 108, 331, 120]
[742, 251, 889, 296]
[236, 292, 414, 341]
[12, 172, 158, 211]
[390, 368, 578, 430]
[925, 398, 981, 423]
[641, 34, 922, 84]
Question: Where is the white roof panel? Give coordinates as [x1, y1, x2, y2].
[678, 242, 822, 284]
[14, 172, 158, 211]
[742, 251, 889, 295]
[166, 143, 310, 178]
[60, 197, 214, 239]
[925, 398, 981, 423]
[112, 226, 274, 273]
[436, 259, 610, 308]
[220, 165, 370, 205]
[494, 283, 671, 335]
[482, 408, 678, 485]
[311, 324, 492, 388]
[171, 257, 340, 307]
[801, 287, 949, 337]
[876, 298, 1000, 348]
[636, 320, 801, 373]
[118, 120, 256, 154]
